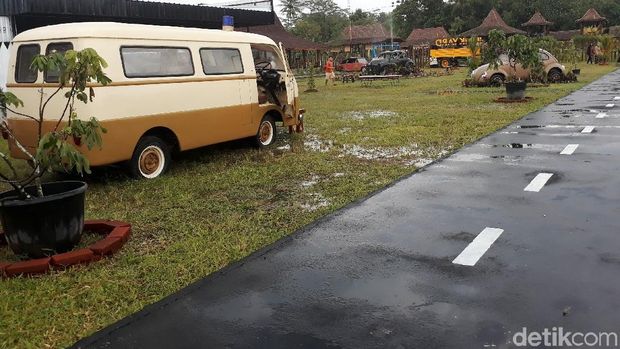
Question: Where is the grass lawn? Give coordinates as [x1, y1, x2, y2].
[0, 64, 616, 348]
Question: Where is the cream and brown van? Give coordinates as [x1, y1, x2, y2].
[5, 22, 304, 179]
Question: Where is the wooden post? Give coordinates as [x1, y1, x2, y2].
[302, 50, 308, 69]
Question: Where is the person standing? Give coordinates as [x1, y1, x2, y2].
[324, 56, 336, 86]
[593, 43, 602, 64]
[586, 43, 594, 64]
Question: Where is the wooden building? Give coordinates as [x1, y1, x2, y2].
[401, 27, 449, 68]
[331, 23, 401, 58]
[402, 27, 449, 48]
[549, 29, 580, 42]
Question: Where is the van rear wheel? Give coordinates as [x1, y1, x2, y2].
[255, 115, 276, 148]
[129, 136, 171, 179]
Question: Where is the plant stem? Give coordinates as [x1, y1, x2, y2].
[0, 171, 30, 199]
[34, 177, 44, 197]
[0, 151, 19, 179]
[2, 125, 44, 197]
[38, 88, 44, 144]
[2, 106, 38, 122]
[54, 80, 77, 132]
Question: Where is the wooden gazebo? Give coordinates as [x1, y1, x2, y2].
[461, 8, 526, 37]
[577, 8, 607, 35]
[522, 11, 553, 36]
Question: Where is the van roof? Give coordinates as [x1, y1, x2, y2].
[12, 22, 278, 46]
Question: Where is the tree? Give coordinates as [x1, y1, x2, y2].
[280, 0, 305, 28]
[288, 0, 348, 43]
[349, 9, 376, 26]
[291, 18, 322, 42]
[303, 0, 344, 15]
[449, 16, 466, 35]
[393, 0, 448, 38]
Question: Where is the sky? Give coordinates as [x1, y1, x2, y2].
[155, 0, 390, 13]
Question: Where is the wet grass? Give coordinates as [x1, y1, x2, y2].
[0, 64, 616, 348]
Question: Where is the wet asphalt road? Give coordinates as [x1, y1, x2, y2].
[74, 71, 620, 349]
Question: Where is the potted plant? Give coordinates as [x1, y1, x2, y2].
[0, 48, 110, 258]
[483, 30, 541, 100]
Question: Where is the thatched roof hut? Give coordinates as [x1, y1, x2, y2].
[403, 27, 449, 48]
[461, 8, 525, 37]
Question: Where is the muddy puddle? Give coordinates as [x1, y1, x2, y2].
[344, 110, 397, 121]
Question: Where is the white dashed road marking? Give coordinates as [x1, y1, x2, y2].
[582, 126, 595, 133]
[452, 228, 504, 266]
[596, 113, 608, 119]
[560, 144, 579, 155]
[524, 173, 554, 192]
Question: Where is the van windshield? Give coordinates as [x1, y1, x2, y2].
[251, 45, 285, 72]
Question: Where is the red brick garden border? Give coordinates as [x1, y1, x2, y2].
[0, 220, 131, 278]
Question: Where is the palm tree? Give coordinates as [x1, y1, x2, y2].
[281, 0, 305, 27]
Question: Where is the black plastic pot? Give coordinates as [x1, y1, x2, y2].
[572, 69, 581, 76]
[0, 181, 87, 258]
[505, 81, 527, 100]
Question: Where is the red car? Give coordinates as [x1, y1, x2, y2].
[337, 57, 368, 72]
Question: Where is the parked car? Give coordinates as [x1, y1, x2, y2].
[361, 50, 415, 75]
[337, 57, 368, 72]
[471, 49, 567, 86]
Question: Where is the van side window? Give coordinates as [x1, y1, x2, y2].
[16, 44, 40, 83]
[251, 45, 285, 72]
[121, 47, 194, 78]
[45, 42, 74, 83]
[199, 49, 243, 75]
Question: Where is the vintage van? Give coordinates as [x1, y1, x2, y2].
[5, 22, 304, 179]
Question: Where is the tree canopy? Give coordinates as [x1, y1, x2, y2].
[281, 0, 349, 43]
[281, 0, 620, 44]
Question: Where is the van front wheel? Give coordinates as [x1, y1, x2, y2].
[129, 136, 171, 179]
[255, 115, 276, 148]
